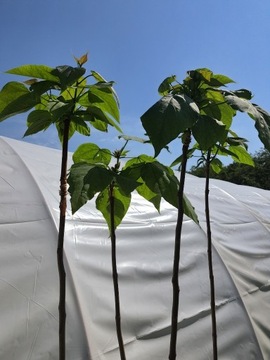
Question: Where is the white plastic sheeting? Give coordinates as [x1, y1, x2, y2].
[0, 136, 269, 360]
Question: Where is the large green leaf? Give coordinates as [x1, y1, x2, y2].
[139, 161, 179, 208]
[69, 117, 90, 137]
[78, 85, 121, 131]
[6, 64, 59, 82]
[96, 187, 131, 231]
[80, 84, 119, 120]
[24, 110, 53, 136]
[0, 82, 40, 121]
[68, 163, 114, 213]
[115, 173, 141, 195]
[225, 95, 270, 151]
[72, 143, 111, 165]
[192, 115, 227, 150]
[229, 145, 254, 166]
[141, 94, 199, 157]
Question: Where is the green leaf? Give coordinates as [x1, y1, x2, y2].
[210, 158, 223, 174]
[68, 163, 114, 213]
[6, 64, 59, 82]
[225, 94, 260, 119]
[158, 75, 177, 95]
[192, 115, 227, 150]
[183, 194, 199, 224]
[78, 85, 120, 131]
[136, 181, 161, 211]
[0, 82, 40, 121]
[201, 91, 235, 127]
[70, 117, 90, 137]
[24, 110, 53, 136]
[91, 70, 107, 82]
[50, 101, 74, 121]
[29, 80, 60, 95]
[253, 105, 270, 152]
[141, 94, 199, 156]
[115, 173, 141, 195]
[51, 65, 86, 90]
[140, 161, 179, 208]
[211, 74, 235, 86]
[72, 143, 111, 165]
[170, 148, 196, 167]
[229, 145, 254, 166]
[96, 187, 131, 231]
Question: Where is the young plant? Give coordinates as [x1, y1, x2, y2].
[0, 53, 120, 360]
[141, 68, 270, 359]
[68, 140, 198, 359]
[193, 136, 254, 360]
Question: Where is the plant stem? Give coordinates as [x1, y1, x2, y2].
[57, 118, 70, 360]
[109, 183, 127, 360]
[169, 130, 191, 360]
[205, 150, 218, 360]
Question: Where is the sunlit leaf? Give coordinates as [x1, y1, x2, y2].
[210, 158, 223, 174]
[229, 145, 254, 166]
[158, 75, 177, 95]
[72, 143, 111, 165]
[6, 64, 59, 82]
[96, 187, 131, 231]
[74, 53, 88, 66]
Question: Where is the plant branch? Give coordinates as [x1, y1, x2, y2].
[57, 118, 70, 360]
[109, 183, 127, 360]
[205, 150, 218, 360]
[169, 129, 191, 360]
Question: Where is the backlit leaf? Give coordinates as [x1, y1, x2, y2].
[72, 143, 111, 165]
[6, 64, 59, 82]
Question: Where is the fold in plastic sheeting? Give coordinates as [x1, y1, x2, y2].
[0, 136, 269, 360]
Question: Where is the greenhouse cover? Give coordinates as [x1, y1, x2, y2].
[0, 136, 269, 359]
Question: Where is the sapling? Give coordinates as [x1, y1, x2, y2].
[68, 139, 192, 359]
[141, 67, 270, 359]
[0, 53, 120, 360]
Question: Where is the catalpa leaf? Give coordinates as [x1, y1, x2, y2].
[24, 110, 53, 136]
[96, 187, 131, 231]
[6, 64, 59, 82]
[192, 115, 227, 150]
[229, 145, 254, 166]
[51, 65, 86, 90]
[141, 94, 199, 157]
[68, 163, 114, 214]
[72, 143, 111, 165]
[183, 194, 199, 225]
[0, 82, 40, 121]
[158, 75, 177, 95]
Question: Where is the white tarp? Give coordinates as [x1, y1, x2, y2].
[0, 136, 269, 360]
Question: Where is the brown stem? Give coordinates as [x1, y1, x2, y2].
[169, 130, 191, 360]
[109, 184, 127, 360]
[205, 150, 218, 360]
[57, 118, 70, 360]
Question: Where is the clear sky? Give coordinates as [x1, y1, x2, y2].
[0, 0, 270, 167]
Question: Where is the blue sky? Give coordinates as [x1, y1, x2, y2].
[1, 0, 270, 167]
